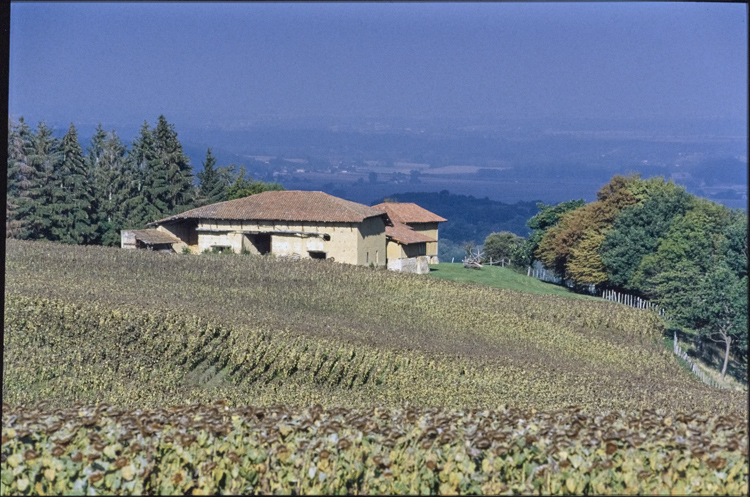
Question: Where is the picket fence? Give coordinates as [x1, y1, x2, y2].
[673, 332, 724, 389]
[524, 268, 731, 389]
[599, 288, 665, 316]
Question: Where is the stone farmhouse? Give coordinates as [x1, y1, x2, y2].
[121, 191, 446, 273]
[371, 202, 447, 266]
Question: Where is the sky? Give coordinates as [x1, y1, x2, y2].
[8, 2, 748, 130]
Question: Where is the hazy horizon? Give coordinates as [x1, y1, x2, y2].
[10, 2, 748, 132]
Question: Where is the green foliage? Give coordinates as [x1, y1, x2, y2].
[535, 175, 638, 284]
[88, 126, 130, 246]
[521, 199, 585, 267]
[482, 231, 524, 266]
[13, 122, 62, 241]
[721, 210, 748, 279]
[6, 117, 35, 239]
[196, 148, 231, 206]
[2, 404, 747, 495]
[154, 115, 196, 214]
[120, 121, 167, 229]
[226, 165, 285, 200]
[654, 261, 747, 378]
[49, 124, 97, 244]
[600, 177, 693, 290]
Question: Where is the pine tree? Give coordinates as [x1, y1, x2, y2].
[47, 123, 96, 244]
[88, 125, 131, 245]
[154, 115, 195, 214]
[6, 118, 32, 238]
[94, 130, 129, 245]
[196, 148, 229, 205]
[122, 121, 168, 228]
[17, 122, 61, 240]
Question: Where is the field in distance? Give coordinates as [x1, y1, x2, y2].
[3, 239, 746, 416]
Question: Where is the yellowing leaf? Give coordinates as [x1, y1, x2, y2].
[121, 465, 136, 481]
[566, 477, 576, 493]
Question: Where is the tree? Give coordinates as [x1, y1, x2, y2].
[121, 121, 167, 229]
[16, 122, 62, 240]
[534, 175, 638, 284]
[368, 172, 378, 184]
[226, 165, 285, 200]
[600, 177, 693, 291]
[196, 148, 230, 206]
[520, 198, 585, 267]
[631, 198, 731, 297]
[654, 260, 747, 379]
[49, 123, 96, 244]
[89, 128, 129, 245]
[154, 115, 195, 214]
[720, 209, 748, 279]
[6, 117, 35, 238]
[483, 231, 524, 266]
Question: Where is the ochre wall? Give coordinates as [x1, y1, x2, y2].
[406, 222, 440, 257]
[182, 219, 384, 266]
[356, 216, 387, 266]
[386, 239, 404, 260]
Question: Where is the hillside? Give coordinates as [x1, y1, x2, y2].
[3, 239, 746, 415]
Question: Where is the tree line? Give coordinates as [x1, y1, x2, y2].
[513, 174, 746, 379]
[6, 116, 283, 246]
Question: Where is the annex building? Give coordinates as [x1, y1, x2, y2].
[121, 191, 446, 273]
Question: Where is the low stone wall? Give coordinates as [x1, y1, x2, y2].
[387, 256, 430, 274]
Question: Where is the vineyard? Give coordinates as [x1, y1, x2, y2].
[2, 403, 747, 495]
[3, 239, 748, 494]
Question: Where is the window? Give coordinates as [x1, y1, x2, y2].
[309, 251, 326, 260]
[322, 234, 331, 241]
[366, 251, 369, 263]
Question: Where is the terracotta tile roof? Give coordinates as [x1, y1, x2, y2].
[372, 202, 447, 224]
[386, 222, 437, 245]
[150, 191, 389, 225]
[130, 229, 181, 245]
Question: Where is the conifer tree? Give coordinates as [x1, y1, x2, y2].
[6, 118, 35, 238]
[196, 148, 229, 205]
[154, 115, 195, 214]
[90, 129, 129, 245]
[49, 123, 96, 244]
[17, 122, 61, 240]
[122, 121, 168, 228]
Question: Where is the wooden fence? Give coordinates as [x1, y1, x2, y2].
[673, 332, 724, 389]
[599, 288, 665, 316]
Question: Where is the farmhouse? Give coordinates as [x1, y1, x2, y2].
[372, 202, 447, 265]
[121, 191, 446, 273]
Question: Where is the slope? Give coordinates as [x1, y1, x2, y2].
[3, 239, 745, 415]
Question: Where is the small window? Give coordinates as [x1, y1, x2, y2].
[366, 251, 369, 263]
[309, 251, 326, 260]
[322, 234, 331, 241]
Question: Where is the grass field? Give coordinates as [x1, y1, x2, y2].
[428, 263, 597, 299]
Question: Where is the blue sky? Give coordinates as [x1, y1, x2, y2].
[9, 2, 748, 129]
